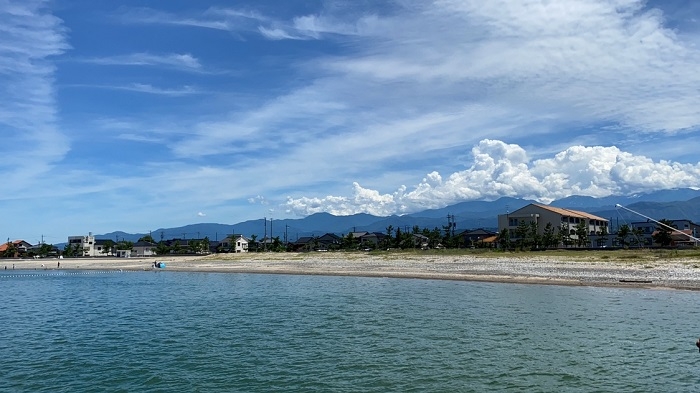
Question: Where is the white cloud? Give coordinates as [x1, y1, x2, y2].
[0, 0, 70, 193]
[197, 212, 206, 217]
[284, 140, 700, 217]
[248, 195, 269, 205]
[82, 52, 202, 71]
[113, 83, 199, 96]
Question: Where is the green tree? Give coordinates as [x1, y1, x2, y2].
[62, 243, 80, 258]
[383, 225, 394, 249]
[559, 223, 573, 247]
[188, 240, 199, 253]
[399, 230, 415, 249]
[101, 239, 115, 255]
[428, 227, 442, 248]
[38, 243, 54, 257]
[155, 242, 170, 255]
[542, 222, 556, 249]
[617, 224, 631, 248]
[394, 227, 403, 248]
[272, 236, 283, 252]
[575, 221, 589, 248]
[497, 228, 510, 251]
[2, 241, 17, 258]
[652, 219, 675, 247]
[248, 234, 258, 252]
[529, 221, 541, 249]
[116, 240, 133, 251]
[139, 234, 156, 243]
[515, 219, 530, 250]
[342, 232, 358, 250]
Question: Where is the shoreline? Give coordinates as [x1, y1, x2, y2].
[4, 252, 700, 290]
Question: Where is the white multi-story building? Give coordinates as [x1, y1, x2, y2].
[67, 233, 98, 256]
[497, 204, 609, 247]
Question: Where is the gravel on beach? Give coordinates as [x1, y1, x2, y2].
[8, 252, 700, 290]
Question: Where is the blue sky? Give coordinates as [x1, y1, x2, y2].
[3, 0, 700, 244]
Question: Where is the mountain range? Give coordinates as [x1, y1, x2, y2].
[96, 188, 700, 244]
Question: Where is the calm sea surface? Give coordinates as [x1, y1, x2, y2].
[2, 268, 700, 392]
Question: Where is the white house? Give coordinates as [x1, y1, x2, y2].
[132, 241, 157, 257]
[221, 235, 249, 253]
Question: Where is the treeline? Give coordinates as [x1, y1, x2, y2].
[496, 219, 679, 250]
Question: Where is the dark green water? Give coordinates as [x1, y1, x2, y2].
[2, 270, 700, 392]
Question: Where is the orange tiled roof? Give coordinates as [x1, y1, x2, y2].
[0, 240, 26, 252]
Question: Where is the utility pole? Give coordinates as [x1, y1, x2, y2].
[447, 214, 456, 237]
[263, 217, 267, 251]
[285, 224, 289, 248]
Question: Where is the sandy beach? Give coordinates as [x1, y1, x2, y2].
[5, 251, 700, 290]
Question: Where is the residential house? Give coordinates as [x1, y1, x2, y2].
[316, 233, 341, 250]
[0, 240, 33, 257]
[457, 228, 497, 248]
[220, 235, 249, 253]
[292, 236, 317, 251]
[631, 219, 700, 247]
[411, 233, 430, 249]
[132, 241, 156, 257]
[94, 239, 114, 256]
[497, 204, 609, 248]
[161, 238, 208, 254]
[356, 232, 387, 249]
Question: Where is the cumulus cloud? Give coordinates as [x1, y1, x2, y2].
[284, 140, 700, 217]
[197, 212, 206, 217]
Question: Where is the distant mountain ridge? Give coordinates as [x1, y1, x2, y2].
[91, 188, 700, 244]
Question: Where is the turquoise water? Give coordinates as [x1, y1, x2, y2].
[2, 270, 700, 392]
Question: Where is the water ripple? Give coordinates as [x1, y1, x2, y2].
[2, 271, 700, 391]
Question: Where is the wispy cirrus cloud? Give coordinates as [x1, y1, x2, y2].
[81, 52, 202, 71]
[116, 6, 261, 32]
[116, 133, 163, 144]
[0, 0, 70, 196]
[116, 5, 364, 41]
[75, 83, 200, 96]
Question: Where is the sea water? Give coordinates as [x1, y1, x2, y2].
[2, 269, 700, 392]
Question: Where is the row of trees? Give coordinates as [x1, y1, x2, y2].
[3, 218, 685, 259]
[497, 219, 679, 251]
[1, 243, 55, 258]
